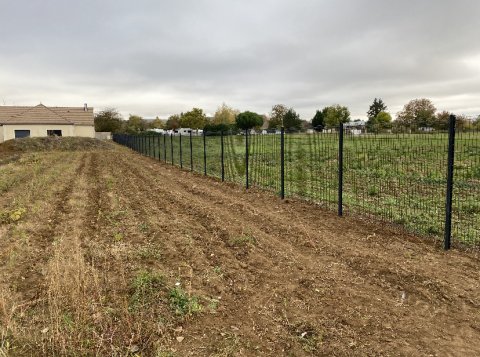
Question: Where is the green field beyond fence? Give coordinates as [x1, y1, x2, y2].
[114, 128, 480, 246]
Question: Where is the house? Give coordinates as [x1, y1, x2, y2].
[0, 103, 95, 143]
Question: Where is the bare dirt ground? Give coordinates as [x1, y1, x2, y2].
[1, 141, 480, 356]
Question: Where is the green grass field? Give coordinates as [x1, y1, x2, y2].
[130, 131, 480, 245]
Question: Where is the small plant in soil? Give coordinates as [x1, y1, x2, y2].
[168, 286, 202, 316]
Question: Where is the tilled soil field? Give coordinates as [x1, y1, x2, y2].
[1, 143, 479, 356]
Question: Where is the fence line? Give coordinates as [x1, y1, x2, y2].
[113, 117, 480, 249]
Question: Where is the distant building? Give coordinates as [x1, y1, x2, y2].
[0, 103, 94, 142]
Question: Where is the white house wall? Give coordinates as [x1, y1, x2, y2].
[74, 125, 95, 138]
[2, 124, 75, 141]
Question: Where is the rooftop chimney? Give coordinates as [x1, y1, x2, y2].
[84, 103, 88, 111]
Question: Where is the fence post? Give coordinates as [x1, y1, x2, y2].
[163, 134, 167, 163]
[280, 127, 285, 199]
[245, 129, 249, 189]
[190, 130, 193, 171]
[171, 133, 174, 165]
[338, 122, 344, 216]
[179, 133, 183, 169]
[156, 135, 160, 160]
[203, 131, 207, 175]
[444, 114, 456, 250]
[221, 131, 225, 182]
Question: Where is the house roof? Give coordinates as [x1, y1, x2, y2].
[0, 104, 94, 125]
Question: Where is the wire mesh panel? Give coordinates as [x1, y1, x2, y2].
[249, 133, 281, 193]
[190, 134, 204, 174]
[224, 133, 246, 185]
[343, 130, 448, 239]
[284, 132, 338, 210]
[171, 134, 181, 167]
[452, 128, 480, 245]
[204, 132, 222, 179]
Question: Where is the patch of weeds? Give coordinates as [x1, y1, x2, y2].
[207, 297, 219, 313]
[367, 187, 378, 197]
[168, 286, 202, 316]
[137, 246, 163, 260]
[156, 351, 176, 357]
[113, 232, 124, 242]
[138, 222, 150, 234]
[0, 207, 26, 224]
[228, 234, 256, 247]
[213, 266, 224, 277]
[130, 270, 165, 310]
[105, 176, 115, 190]
[62, 313, 75, 332]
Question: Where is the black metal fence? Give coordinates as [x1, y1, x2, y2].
[113, 116, 480, 249]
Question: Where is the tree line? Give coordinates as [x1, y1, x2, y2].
[95, 99, 480, 134]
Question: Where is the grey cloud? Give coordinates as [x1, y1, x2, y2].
[0, 0, 479, 119]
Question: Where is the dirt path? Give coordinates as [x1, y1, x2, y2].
[1, 146, 479, 356]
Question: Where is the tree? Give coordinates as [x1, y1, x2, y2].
[125, 114, 148, 134]
[235, 111, 264, 130]
[283, 108, 302, 131]
[165, 114, 181, 130]
[432, 110, 450, 130]
[94, 108, 123, 133]
[180, 108, 207, 129]
[149, 117, 165, 129]
[367, 98, 387, 120]
[474, 115, 480, 129]
[368, 111, 392, 132]
[268, 104, 288, 129]
[396, 98, 436, 129]
[323, 104, 350, 128]
[212, 103, 238, 125]
[311, 109, 325, 131]
[367, 98, 387, 131]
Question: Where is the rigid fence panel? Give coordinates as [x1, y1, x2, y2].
[249, 133, 281, 193]
[343, 131, 449, 239]
[453, 129, 480, 245]
[284, 132, 339, 211]
[204, 133, 222, 179]
[224, 133, 246, 185]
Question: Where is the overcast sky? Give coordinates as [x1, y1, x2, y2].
[0, 0, 479, 120]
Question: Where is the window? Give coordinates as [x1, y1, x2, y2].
[14, 130, 30, 138]
[47, 130, 62, 136]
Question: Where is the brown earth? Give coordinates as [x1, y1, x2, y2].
[0, 142, 479, 356]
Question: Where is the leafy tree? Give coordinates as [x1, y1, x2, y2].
[283, 108, 302, 131]
[311, 109, 326, 131]
[180, 108, 207, 129]
[323, 104, 350, 128]
[396, 98, 436, 129]
[367, 98, 387, 120]
[432, 110, 450, 130]
[203, 122, 234, 133]
[125, 115, 148, 134]
[367, 98, 387, 130]
[235, 111, 264, 130]
[368, 111, 392, 132]
[474, 115, 480, 129]
[268, 104, 288, 129]
[149, 117, 165, 129]
[212, 103, 238, 125]
[165, 114, 181, 130]
[94, 108, 123, 133]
